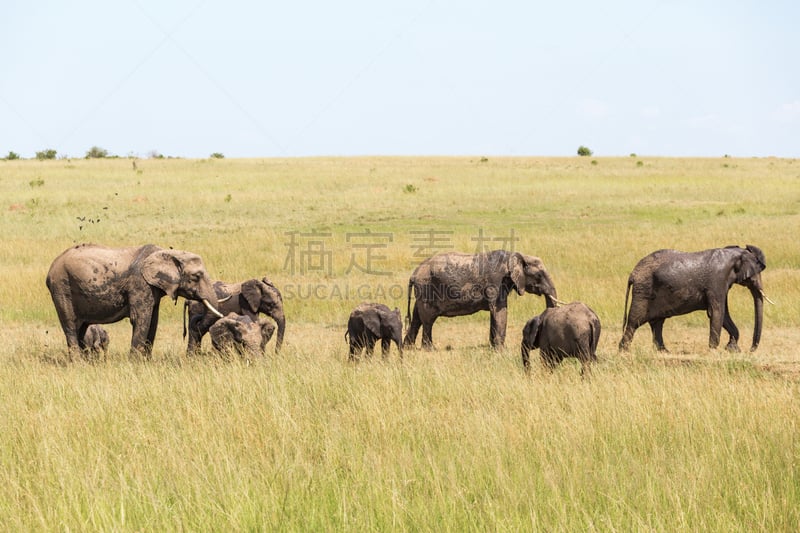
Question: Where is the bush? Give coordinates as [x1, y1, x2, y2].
[210, 152, 225, 159]
[4, 151, 20, 160]
[577, 146, 593, 157]
[35, 149, 57, 160]
[85, 146, 109, 159]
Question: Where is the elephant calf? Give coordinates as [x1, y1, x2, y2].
[82, 324, 109, 357]
[521, 302, 601, 376]
[346, 303, 403, 361]
[209, 313, 275, 359]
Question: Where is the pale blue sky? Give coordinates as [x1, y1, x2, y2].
[1, 1, 797, 158]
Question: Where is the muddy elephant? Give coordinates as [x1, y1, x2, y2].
[46, 243, 223, 357]
[346, 302, 403, 361]
[209, 313, 275, 358]
[403, 250, 558, 350]
[185, 277, 285, 353]
[619, 245, 767, 352]
[82, 324, 110, 356]
[521, 302, 601, 376]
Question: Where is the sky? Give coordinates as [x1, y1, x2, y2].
[1, 1, 798, 159]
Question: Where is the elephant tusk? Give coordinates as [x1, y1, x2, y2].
[760, 290, 776, 305]
[203, 299, 225, 318]
[550, 296, 569, 306]
[218, 294, 232, 303]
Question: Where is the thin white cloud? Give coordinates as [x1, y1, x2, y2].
[773, 101, 800, 123]
[640, 106, 661, 119]
[576, 98, 610, 119]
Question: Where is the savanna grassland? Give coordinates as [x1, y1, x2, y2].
[0, 156, 799, 531]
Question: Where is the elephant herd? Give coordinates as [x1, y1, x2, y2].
[46, 243, 768, 374]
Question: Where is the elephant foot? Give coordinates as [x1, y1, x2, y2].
[725, 342, 741, 353]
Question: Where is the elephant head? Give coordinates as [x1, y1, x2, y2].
[508, 253, 559, 307]
[209, 313, 269, 357]
[240, 277, 285, 351]
[142, 250, 223, 318]
[361, 306, 403, 352]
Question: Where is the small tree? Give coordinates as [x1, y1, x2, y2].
[35, 149, 57, 160]
[85, 146, 109, 159]
[4, 151, 20, 160]
[577, 145, 593, 157]
[210, 152, 224, 159]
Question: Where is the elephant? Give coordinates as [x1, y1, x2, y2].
[403, 250, 558, 350]
[209, 313, 275, 358]
[346, 302, 403, 361]
[618, 245, 767, 352]
[185, 277, 285, 354]
[82, 324, 110, 356]
[521, 302, 601, 376]
[46, 243, 223, 357]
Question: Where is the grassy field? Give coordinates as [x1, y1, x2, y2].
[1, 156, 799, 530]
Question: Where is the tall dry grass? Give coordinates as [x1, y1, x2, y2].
[0, 156, 798, 530]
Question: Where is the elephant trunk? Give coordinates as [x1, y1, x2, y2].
[272, 312, 286, 352]
[749, 284, 764, 352]
[544, 288, 559, 309]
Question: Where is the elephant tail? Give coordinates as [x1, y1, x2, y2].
[405, 278, 413, 326]
[621, 277, 633, 333]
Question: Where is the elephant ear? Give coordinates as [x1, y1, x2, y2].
[241, 280, 262, 313]
[362, 310, 382, 338]
[736, 246, 765, 283]
[141, 250, 183, 301]
[507, 252, 526, 296]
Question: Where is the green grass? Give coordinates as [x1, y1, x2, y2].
[1, 156, 799, 530]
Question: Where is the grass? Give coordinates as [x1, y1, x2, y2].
[1, 156, 799, 530]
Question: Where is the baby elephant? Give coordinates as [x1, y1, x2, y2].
[346, 303, 403, 361]
[209, 313, 275, 358]
[82, 324, 110, 357]
[521, 302, 601, 376]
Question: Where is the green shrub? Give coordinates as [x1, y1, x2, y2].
[85, 146, 109, 159]
[4, 151, 20, 160]
[210, 152, 225, 159]
[577, 146, 593, 157]
[35, 149, 57, 160]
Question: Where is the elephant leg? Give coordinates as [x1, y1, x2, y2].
[403, 304, 422, 348]
[707, 301, 724, 349]
[348, 339, 358, 362]
[421, 318, 436, 350]
[541, 350, 559, 373]
[649, 319, 668, 352]
[187, 316, 208, 354]
[489, 307, 507, 349]
[619, 296, 650, 351]
[77, 323, 90, 352]
[365, 337, 376, 358]
[130, 306, 157, 358]
[521, 343, 532, 374]
[381, 338, 391, 358]
[722, 303, 741, 352]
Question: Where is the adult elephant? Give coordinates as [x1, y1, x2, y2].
[619, 245, 767, 352]
[185, 277, 285, 353]
[46, 243, 223, 357]
[403, 250, 558, 350]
